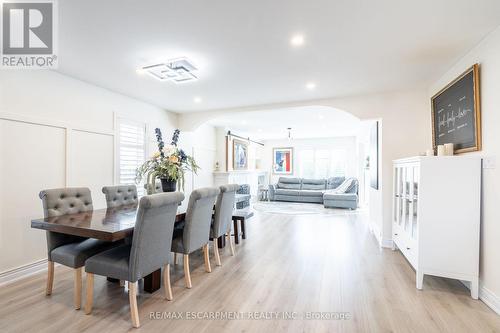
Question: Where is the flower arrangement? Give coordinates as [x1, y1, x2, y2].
[135, 128, 199, 192]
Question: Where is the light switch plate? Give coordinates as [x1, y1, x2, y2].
[483, 156, 496, 169]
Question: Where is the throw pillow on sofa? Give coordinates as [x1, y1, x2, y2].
[334, 178, 356, 194]
[327, 177, 345, 189]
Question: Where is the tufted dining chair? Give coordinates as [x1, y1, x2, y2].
[144, 181, 162, 195]
[85, 192, 185, 328]
[171, 187, 220, 288]
[210, 184, 239, 266]
[39, 187, 118, 310]
[102, 184, 138, 208]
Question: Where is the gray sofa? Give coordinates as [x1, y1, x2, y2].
[268, 177, 359, 209]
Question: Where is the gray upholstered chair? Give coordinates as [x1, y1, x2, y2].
[39, 187, 117, 310]
[144, 181, 162, 195]
[171, 187, 220, 288]
[84, 192, 184, 328]
[210, 184, 239, 266]
[102, 184, 139, 279]
[102, 184, 138, 208]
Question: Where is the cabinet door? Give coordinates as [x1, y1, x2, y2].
[393, 166, 402, 240]
[403, 166, 413, 235]
[397, 167, 405, 230]
[402, 164, 419, 246]
[410, 165, 419, 241]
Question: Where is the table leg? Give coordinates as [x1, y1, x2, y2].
[233, 218, 240, 244]
[144, 269, 161, 293]
[217, 235, 225, 248]
[241, 219, 246, 240]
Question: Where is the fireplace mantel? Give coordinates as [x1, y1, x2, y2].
[213, 170, 268, 196]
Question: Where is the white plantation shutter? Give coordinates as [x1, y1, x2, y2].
[298, 148, 347, 178]
[118, 119, 146, 195]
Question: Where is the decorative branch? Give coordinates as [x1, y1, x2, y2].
[155, 128, 165, 158]
[171, 129, 180, 146]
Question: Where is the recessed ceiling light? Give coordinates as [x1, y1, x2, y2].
[194, 96, 202, 103]
[290, 34, 305, 47]
[306, 82, 316, 90]
[258, 129, 263, 132]
[318, 114, 324, 120]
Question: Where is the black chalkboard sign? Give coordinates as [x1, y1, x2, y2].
[431, 64, 481, 153]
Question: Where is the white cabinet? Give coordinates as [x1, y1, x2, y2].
[392, 156, 481, 299]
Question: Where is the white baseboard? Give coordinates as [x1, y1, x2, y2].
[369, 221, 392, 248]
[479, 285, 500, 315]
[381, 238, 393, 249]
[461, 280, 500, 315]
[0, 259, 48, 286]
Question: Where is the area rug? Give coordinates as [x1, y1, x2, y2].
[253, 201, 363, 215]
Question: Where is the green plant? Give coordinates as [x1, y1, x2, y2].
[135, 128, 200, 191]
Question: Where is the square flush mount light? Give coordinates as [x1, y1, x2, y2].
[142, 58, 198, 83]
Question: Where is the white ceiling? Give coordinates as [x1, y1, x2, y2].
[207, 106, 362, 140]
[57, 0, 500, 113]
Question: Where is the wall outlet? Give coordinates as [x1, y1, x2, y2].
[483, 156, 496, 169]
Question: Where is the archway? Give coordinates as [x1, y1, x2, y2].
[184, 105, 376, 208]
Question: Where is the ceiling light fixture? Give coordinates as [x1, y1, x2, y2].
[194, 96, 202, 103]
[142, 57, 198, 83]
[290, 34, 305, 47]
[306, 82, 316, 90]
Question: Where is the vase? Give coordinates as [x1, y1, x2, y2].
[160, 178, 177, 192]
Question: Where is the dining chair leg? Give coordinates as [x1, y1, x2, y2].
[203, 243, 211, 273]
[174, 253, 178, 265]
[128, 281, 140, 328]
[163, 264, 173, 301]
[74, 267, 82, 310]
[46, 261, 54, 295]
[241, 219, 247, 239]
[213, 239, 221, 266]
[233, 219, 240, 244]
[85, 273, 94, 314]
[183, 254, 192, 289]
[227, 231, 235, 256]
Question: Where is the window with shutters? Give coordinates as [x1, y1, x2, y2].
[117, 119, 146, 195]
[298, 148, 347, 178]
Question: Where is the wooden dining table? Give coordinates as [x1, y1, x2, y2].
[31, 204, 186, 293]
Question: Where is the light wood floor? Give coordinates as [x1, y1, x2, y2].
[1, 209, 499, 332]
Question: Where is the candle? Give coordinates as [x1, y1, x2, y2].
[437, 145, 445, 156]
[444, 143, 454, 156]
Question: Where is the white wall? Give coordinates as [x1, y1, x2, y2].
[429, 25, 500, 303]
[261, 136, 358, 184]
[0, 70, 215, 274]
[178, 124, 217, 191]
